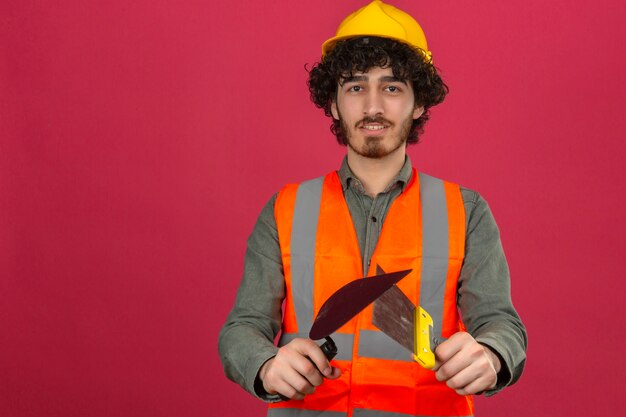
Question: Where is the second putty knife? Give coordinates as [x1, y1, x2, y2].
[372, 284, 442, 369]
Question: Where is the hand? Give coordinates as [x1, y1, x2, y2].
[259, 338, 341, 400]
[433, 332, 501, 396]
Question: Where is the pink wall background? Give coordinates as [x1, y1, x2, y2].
[2, 0, 625, 415]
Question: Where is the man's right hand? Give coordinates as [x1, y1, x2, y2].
[259, 338, 342, 400]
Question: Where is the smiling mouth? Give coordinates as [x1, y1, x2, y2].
[359, 123, 390, 135]
[361, 125, 387, 130]
[358, 117, 392, 132]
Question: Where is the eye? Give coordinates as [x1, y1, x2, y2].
[347, 85, 363, 92]
[385, 85, 401, 93]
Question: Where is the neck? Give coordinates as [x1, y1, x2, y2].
[346, 145, 406, 197]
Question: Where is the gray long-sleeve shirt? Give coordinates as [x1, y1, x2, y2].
[218, 156, 527, 400]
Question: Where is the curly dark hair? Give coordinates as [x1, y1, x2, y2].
[307, 36, 448, 145]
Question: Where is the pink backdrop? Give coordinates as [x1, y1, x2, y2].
[2, 0, 625, 415]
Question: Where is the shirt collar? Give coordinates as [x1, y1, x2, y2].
[337, 154, 413, 194]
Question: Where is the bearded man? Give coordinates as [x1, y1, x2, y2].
[219, 2, 527, 416]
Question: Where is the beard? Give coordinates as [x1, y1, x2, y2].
[340, 114, 413, 159]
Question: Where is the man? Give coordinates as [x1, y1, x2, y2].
[219, 1, 527, 416]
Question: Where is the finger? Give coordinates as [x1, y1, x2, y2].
[434, 332, 471, 363]
[443, 362, 483, 390]
[266, 338, 330, 396]
[325, 366, 342, 380]
[280, 365, 317, 396]
[435, 349, 473, 382]
[444, 353, 497, 394]
[295, 340, 333, 377]
[273, 379, 305, 401]
[436, 333, 489, 383]
[264, 354, 315, 397]
[266, 365, 306, 400]
[454, 374, 495, 396]
[291, 356, 324, 387]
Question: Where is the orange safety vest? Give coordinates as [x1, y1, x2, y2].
[269, 169, 473, 417]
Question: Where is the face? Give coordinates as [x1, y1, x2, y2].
[331, 66, 424, 159]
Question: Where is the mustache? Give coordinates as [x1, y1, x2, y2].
[357, 116, 393, 127]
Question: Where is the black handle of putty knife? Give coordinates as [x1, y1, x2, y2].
[320, 336, 337, 361]
[278, 336, 337, 401]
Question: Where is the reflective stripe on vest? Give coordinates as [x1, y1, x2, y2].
[417, 172, 449, 340]
[269, 409, 473, 417]
[271, 170, 472, 417]
[290, 176, 324, 333]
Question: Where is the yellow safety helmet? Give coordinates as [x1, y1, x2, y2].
[321, 0, 432, 63]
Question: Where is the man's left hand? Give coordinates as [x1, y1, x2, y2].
[432, 332, 501, 396]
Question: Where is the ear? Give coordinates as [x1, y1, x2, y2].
[413, 106, 424, 120]
[331, 100, 339, 120]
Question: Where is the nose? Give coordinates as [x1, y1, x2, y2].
[363, 90, 384, 116]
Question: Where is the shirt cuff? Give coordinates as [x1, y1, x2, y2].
[248, 349, 283, 403]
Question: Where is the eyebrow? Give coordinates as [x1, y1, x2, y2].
[340, 75, 408, 85]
